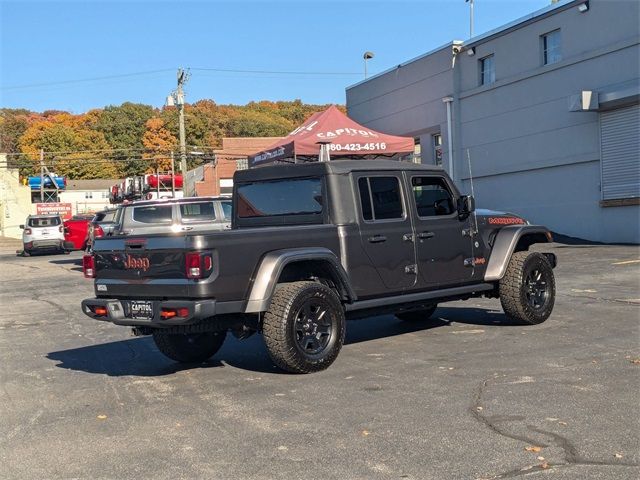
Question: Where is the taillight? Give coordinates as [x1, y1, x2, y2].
[185, 252, 213, 279]
[24, 228, 32, 235]
[94, 225, 104, 238]
[92, 306, 108, 317]
[83, 254, 95, 278]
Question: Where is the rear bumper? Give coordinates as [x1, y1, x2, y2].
[26, 239, 64, 250]
[81, 298, 217, 327]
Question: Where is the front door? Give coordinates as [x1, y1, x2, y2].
[408, 174, 474, 288]
[354, 173, 417, 296]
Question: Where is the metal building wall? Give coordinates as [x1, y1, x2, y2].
[346, 0, 639, 243]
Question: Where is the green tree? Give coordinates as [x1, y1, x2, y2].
[227, 110, 293, 137]
[0, 109, 31, 154]
[95, 102, 155, 176]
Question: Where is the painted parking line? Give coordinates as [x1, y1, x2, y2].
[611, 259, 640, 265]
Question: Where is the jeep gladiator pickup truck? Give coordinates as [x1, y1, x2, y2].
[82, 160, 557, 373]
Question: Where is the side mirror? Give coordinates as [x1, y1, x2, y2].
[19, 224, 24, 229]
[457, 195, 475, 218]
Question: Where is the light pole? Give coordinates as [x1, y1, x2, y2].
[466, 0, 474, 38]
[363, 51, 374, 79]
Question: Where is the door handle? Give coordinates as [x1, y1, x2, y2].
[368, 235, 387, 243]
[181, 226, 194, 231]
[417, 231, 435, 239]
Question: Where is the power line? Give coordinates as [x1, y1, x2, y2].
[1, 69, 175, 91]
[191, 67, 360, 76]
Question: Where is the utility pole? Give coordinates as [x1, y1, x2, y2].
[39, 149, 44, 202]
[170, 151, 176, 197]
[176, 68, 189, 175]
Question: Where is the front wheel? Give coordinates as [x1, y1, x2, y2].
[152, 330, 227, 363]
[499, 251, 555, 325]
[262, 281, 345, 374]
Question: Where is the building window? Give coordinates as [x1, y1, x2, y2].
[432, 134, 443, 166]
[219, 178, 233, 195]
[542, 30, 561, 65]
[413, 138, 421, 163]
[236, 158, 248, 170]
[480, 55, 495, 86]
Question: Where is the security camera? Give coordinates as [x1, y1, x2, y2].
[452, 45, 462, 55]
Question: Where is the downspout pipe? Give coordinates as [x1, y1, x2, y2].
[442, 96, 454, 179]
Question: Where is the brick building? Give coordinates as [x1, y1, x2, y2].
[194, 137, 283, 196]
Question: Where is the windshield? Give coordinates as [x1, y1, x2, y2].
[28, 216, 61, 227]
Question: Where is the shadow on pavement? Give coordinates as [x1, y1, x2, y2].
[47, 306, 519, 377]
[49, 258, 82, 265]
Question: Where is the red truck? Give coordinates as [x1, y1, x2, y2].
[63, 215, 93, 250]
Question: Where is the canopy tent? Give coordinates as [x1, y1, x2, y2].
[248, 105, 414, 168]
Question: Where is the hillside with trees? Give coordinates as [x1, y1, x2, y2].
[0, 100, 343, 179]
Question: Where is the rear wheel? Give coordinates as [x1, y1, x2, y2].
[263, 281, 345, 374]
[152, 330, 227, 363]
[499, 251, 555, 325]
[395, 304, 438, 322]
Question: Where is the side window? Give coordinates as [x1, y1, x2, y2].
[180, 202, 216, 223]
[358, 176, 404, 221]
[412, 177, 455, 217]
[220, 201, 232, 221]
[132, 205, 173, 224]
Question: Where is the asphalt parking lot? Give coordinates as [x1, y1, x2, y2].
[0, 241, 638, 480]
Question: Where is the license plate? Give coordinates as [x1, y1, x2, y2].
[128, 300, 154, 319]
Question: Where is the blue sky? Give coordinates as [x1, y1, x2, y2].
[1, 0, 551, 113]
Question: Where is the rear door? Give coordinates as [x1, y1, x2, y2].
[408, 174, 474, 287]
[354, 173, 417, 295]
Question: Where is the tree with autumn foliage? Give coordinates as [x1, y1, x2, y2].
[142, 117, 177, 172]
[18, 113, 120, 179]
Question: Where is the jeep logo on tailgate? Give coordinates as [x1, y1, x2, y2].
[123, 254, 150, 271]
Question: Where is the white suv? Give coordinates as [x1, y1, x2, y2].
[20, 215, 66, 255]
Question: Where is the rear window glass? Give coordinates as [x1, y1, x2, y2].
[237, 178, 323, 218]
[102, 211, 117, 222]
[221, 201, 232, 220]
[180, 202, 216, 222]
[132, 205, 173, 224]
[29, 217, 61, 227]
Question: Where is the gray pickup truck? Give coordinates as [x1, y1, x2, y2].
[82, 160, 557, 373]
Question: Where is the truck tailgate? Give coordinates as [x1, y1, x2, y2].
[93, 235, 197, 299]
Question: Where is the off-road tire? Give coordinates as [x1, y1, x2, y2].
[499, 251, 555, 325]
[395, 304, 438, 322]
[152, 330, 227, 363]
[262, 281, 345, 374]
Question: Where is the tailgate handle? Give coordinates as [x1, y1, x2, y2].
[125, 238, 146, 249]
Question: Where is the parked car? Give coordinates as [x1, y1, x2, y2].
[85, 208, 119, 252]
[112, 196, 231, 236]
[63, 214, 93, 250]
[82, 160, 557, 373]
[20, 214, 66, 255]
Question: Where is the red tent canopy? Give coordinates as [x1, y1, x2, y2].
[248, 105, 414, 167]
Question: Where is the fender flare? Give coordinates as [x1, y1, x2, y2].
[484, 225, 552, 281]
[244, 247, 356, 313]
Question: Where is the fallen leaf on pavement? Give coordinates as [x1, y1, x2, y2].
[614, 453, 623, 458]
[540, 462, 549, 469]
[537, 456, 545, 461]
[97, 414, 107, 420]
[631, 359, 640, 365]
[362, 430, 370, 436]
[558, 421, 568, 426]
[525, 446, 542, 453]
